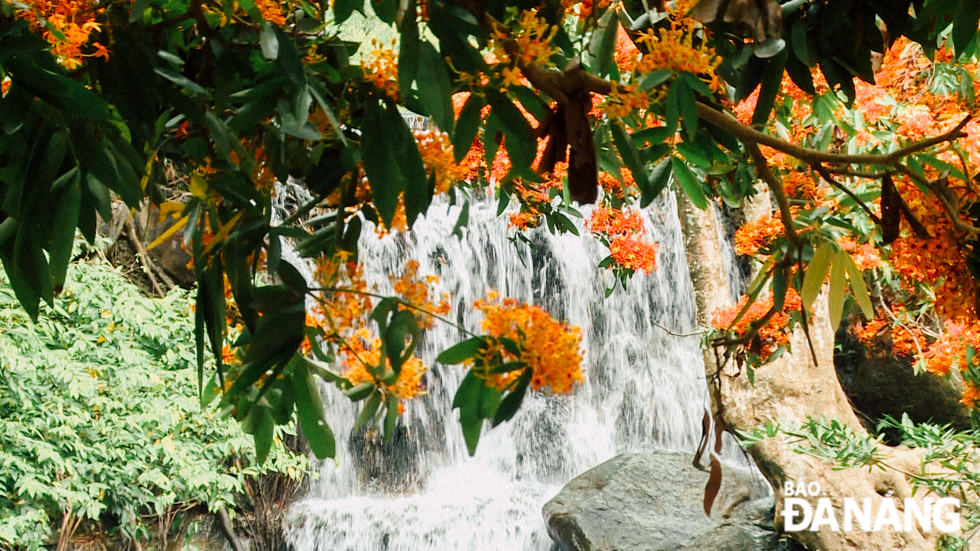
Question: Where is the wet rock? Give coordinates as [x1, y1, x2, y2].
[543, 450, 799, 551]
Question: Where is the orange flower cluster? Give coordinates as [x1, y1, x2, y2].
[603, 84, 653, 120]
[15, 0, 109, 70]
[255, 0, 287, 26]
[610, 234, 658, 274]
[509, 211, 542, 230]
[712, 289, 803, 363]
[922, 320, 980, 377]
[855, 312, 923, 357]
[472, 292, 584, 394]
[734, 214, 783, 256]
[341, 328, 427, 411]
[838, 237, 881, 271]
[588, 207, 644, 235]
[390, 260, 450, 329]
[887, 177, 975, 320]
[362, 39, 399, 99]
[415, 128, 468, 193]
[634, 20, 724, 94]
[492, 10, 558, 68]
[588, 207, 658, 274]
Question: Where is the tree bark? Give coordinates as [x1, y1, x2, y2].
[678, 192, 945, 550]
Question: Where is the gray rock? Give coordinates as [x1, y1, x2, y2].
[543, 450, 801, 551]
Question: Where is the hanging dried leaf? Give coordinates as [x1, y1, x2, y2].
[880, 174, 901, 244]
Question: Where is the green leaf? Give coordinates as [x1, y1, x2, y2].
[642, 157, 672, 208]
[453, 94, 484, 164]
[345, 381, 375, 401]
[253, 407, 275, 464]
[838, 249, 874, 319]
[154, 66, 209, 96]
[671, 157, 707, 209]
[399, 0, 420, 94]
[333, 0, 359, 24]
[386, 102, 430, 226]
[5, 59, 112, 120]
[638, 69, 674, 92]
[953, 1, 980, 57]
[48, 169, 80, 293]
[260, 22, 279, 60]
[437, 337, 484, 364]
[361, 101, 402, 226]
[355, 390, 383, 431]
[587, 6, 619, 78]
[492, 369, 531, 427]
[791, 21, 816, 67]
[828, 252, 847, 329]
[611, 121, 645, 187]
[384, 310, 419, 373]
[417, 41, 454, 136]
[452, 200, 470, 238]
[752, 50, 787, 126]
[801, 243, 834, 310]
[384, 393, 399, 443]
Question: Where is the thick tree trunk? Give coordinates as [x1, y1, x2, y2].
[677, 193, 946, 550]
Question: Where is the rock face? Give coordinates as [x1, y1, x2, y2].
[836, 329, 971, 434]
[542, 450, 798, 551]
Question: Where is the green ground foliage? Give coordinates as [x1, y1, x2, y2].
[0, 256, 310, 549]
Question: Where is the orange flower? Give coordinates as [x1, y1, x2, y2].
[609, 234, 658, 274]
[390, 260, 450, 329]
[472, 293, 584, 394]
[712, 289, 802, 363]
[734, 214, 784, 256]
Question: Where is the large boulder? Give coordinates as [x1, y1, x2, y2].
[542, 450, 800, 551]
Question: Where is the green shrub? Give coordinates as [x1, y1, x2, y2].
[0, 258, 310, 549]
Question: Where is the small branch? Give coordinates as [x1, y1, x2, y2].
[217, 505, 245, 551]
[126, 218, 166, 297]
[745, 140, 800, 248]
[697, 103, 970, 167]
[814, 165, 882, 224]
[652, 319, 708, 337]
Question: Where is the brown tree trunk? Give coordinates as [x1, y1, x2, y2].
[677, 193, 944, 550]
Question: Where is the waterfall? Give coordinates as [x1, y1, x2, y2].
[284, 189, 717, 550]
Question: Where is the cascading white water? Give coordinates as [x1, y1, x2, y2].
[284, 190, 717, 550]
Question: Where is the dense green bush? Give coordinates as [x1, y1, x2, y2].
[0, 257, 310, 549]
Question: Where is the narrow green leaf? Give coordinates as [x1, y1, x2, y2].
[260, 22, 279, 60]
[801, 243, 834, 309]
[345, 381, 375, 401]
[643, 157, 672, 208]
[453, 95, 484, 163]
[838, 249, 874, 319]
[384, 394, 399, 442]
[671, 157, 708, 209]
[384, 310, 419, 373]
[953, 1, 980, 57]
[611, 121, 645, 187]
[587, 6, 619, 78]
[361, 101, 401, 226]
[253, 407, 275, 464]
[492, 370, 531, 427]
[355, 390, 383, 431]
[828, 253, 847, 328]
[438, 337, 484, 364]
[154, 67, 209, 96]
[417, 41, 454, 135]
[48, 170, 81, 293]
